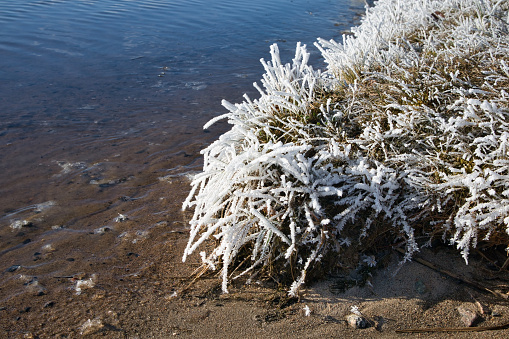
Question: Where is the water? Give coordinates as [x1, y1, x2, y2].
[0, 0, 367, 333]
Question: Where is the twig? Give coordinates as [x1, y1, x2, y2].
[500, 257, 509, 272]
[229, 255, 252, 279]
[396, 321, 509, 333]
[467, 291, 488, 315]
[395, 247, 508, 299]
[180, 264, 212, 294]
[474, 248, 500, 269]
[167, 276, 195, 280]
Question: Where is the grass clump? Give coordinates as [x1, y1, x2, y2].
[182, 0, 509, 295]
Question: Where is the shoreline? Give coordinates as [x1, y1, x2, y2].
[2, 0, 509, 337]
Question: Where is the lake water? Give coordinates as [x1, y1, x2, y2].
[0, 0, 368, 328]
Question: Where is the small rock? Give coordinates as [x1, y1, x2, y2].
[105, 310, 120, 327]
[457, 305, 479, 327]
[80, 318, 104, 335]
[26, 280, 46, 296]
[414, 279, 427, 295]
[20, 307, 31, 313]
[493, 311, 502, 317]
[473, 299, 490, 315]
[75, 274, 97, 295]
[114, 213, 128, 222]
[10, 220, 32, 230]
[43, 301, 55, 308]
[346, 313, 368, 329]
[374, 315, 387, 331]
[6, 265, 21, 273]
[41, 243, 55, 253]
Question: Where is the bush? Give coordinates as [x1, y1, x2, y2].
[182, 0, 509, 295]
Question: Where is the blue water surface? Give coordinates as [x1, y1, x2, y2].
[0, 0, 366, 128]
[0, 0, 369, 315]
[0, 0, 367, 230]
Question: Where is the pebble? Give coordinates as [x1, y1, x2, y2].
[414, 279, 427, 295]
[80, 318, 105, 335]
[43, 301, 55, 308]
[41, 244, 55, 252]
[492, 310, 502, 317]
[6, 265, 21, 273]
[346, 313, 368, 329]
[20, 307, 31, 314]
[26, 280, 46, 296]
[457, 305, 479, 327]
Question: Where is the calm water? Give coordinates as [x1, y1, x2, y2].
[0, 0, 367, 308]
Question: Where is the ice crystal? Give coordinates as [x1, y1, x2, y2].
[75, 274, 97, 295]
[182, 0, 509, 294]
[80, 318, 104, 335]
[362, 255, 377, 268]
[10, 220, 30, 230]
[114, 213, 128, 222]
[303, 305, 311, 316]
[350, 305, 362, 316]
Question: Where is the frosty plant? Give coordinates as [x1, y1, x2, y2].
[182, 0, 509, 295]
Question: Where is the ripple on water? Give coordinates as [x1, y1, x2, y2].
[0, 0, 369, 330]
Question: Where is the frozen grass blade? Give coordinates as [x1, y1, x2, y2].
[182, 0, 509, 294]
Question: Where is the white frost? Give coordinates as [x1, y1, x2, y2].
[182, 0, 509, 295]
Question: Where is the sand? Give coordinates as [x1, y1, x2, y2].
[1, 173, 508, 338]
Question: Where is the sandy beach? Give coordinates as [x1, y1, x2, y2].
[2, 0, 509, 337]
[1, 174, 508, 338]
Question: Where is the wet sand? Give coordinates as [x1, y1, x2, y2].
[1, 44, 509, 339]
[1, 156, 509, 338]
[1, 97, 508, 337]
[1, 0, 508, 336]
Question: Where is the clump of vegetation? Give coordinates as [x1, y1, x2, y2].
[182, 0, 509, 295]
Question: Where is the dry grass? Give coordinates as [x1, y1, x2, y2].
[182, 0, 509, 295]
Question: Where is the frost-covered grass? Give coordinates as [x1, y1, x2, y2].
[182, 0, 509, 295]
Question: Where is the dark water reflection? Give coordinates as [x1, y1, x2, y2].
[0, 0, 367, 309]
